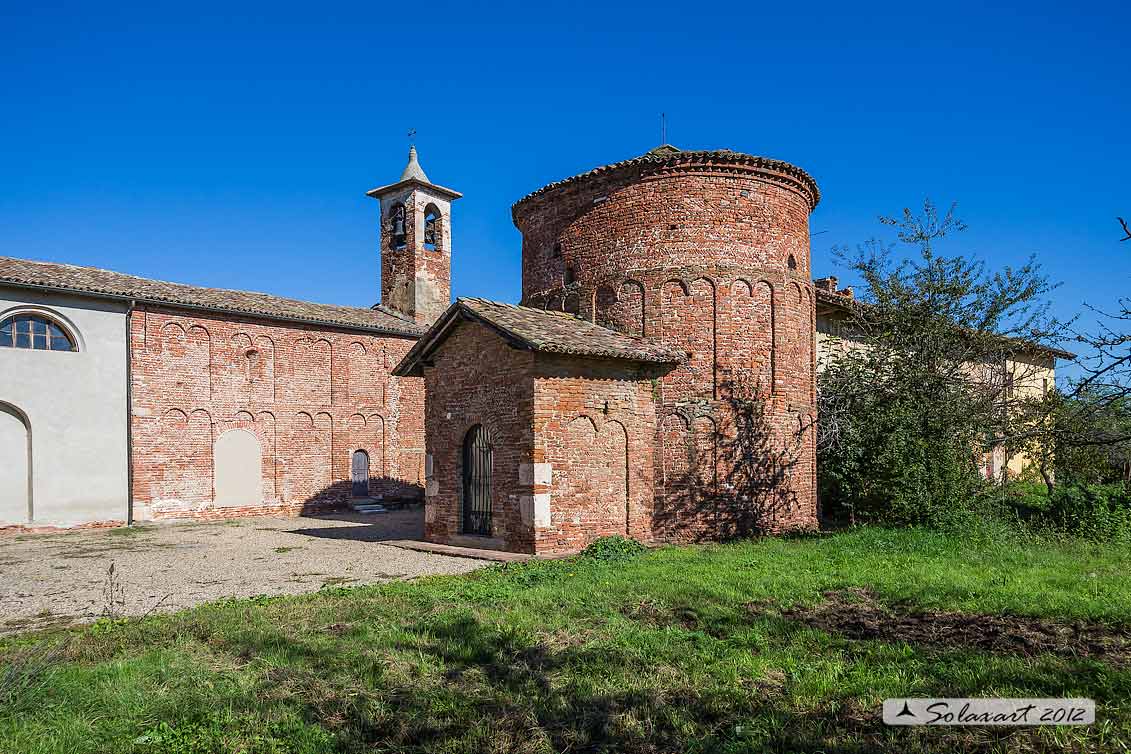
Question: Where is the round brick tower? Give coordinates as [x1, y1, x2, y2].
[511, 145, 821, 539]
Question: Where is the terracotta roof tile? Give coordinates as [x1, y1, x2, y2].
[393, 297, 682, 376]
[0, 256, 424, 337]
[512, 145, 821, 213]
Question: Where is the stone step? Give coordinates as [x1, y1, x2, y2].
[350, 502, 388, 514]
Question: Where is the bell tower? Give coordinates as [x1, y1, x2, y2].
[367, 145, 462, 326]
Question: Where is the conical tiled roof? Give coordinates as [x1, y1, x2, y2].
[399, 145, 430, 182]
[366, 145, 462, 200]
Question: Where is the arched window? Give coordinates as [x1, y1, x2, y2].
[388, 203, 407, 250]
[423, 204, 441, 251]
[0, 314, 76, 351]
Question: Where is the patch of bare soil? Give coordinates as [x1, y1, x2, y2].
[776, 588, 1131, 666]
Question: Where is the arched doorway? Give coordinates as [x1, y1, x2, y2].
[351, 449, 370, 498]
[214, 429, 262, 506]
[462, 424, 492, 535]
[0, 403, 31, 523]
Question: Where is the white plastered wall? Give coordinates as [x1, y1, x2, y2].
[0, 286, 129, 525]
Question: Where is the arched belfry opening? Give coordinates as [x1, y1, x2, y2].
[423, 204, 441, 251]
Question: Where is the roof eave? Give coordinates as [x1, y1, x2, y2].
[511, 148, 821, 216]
[366, 177, 463, 200]
[815, 289, 1076, 362]
[0, 278, 423, 339]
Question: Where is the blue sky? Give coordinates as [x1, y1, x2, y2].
[2, 1, 1128, 352]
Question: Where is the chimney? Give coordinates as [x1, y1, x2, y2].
[814, 276, 838, 292]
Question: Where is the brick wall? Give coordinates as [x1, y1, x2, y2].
[421, 319, 536, 551]
[130, 305, 424, 520]
[513, 153, 819, 537]
[532, 355, 659, 554]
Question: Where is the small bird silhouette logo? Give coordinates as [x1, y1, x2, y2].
[1120, 217, 1131, 242]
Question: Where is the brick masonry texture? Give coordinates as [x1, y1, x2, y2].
[130, 305, 425, 520]
[420, 319, 664, 555]
[531, 355, 660, 554]
[421, 320, 536, 552]
[512, 150, 820, 539]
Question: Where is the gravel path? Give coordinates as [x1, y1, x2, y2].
[0, 510, 487, 634]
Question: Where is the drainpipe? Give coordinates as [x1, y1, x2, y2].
[125, 299, 135, 526]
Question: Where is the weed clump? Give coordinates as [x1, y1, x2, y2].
[580, 536, 647, 562]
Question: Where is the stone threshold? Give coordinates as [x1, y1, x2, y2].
[382, 539, 533, 562]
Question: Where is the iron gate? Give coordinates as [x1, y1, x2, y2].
[462, 425, 492, 535]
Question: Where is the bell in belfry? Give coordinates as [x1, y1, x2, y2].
[390, 204, 406, 246]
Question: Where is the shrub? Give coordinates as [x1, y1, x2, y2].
[1001, 481, 1131, 543]
[580, 536, 648, 562]
[1046, 483, 1131, 544]
[817, 372, 991, 529]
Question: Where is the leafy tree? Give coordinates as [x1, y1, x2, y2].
[818, 200, 1069, 526]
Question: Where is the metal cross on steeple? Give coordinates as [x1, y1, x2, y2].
[407, 128, 417, 146]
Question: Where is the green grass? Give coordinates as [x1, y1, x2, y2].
[2, 527, 1130, 753]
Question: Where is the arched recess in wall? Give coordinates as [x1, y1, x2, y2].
[162, 322, 211, 401]
[287, 411, 332, 502]
[150, 408, 212, 504]
[790, 282, 809, 403]
[721, 279, 774, 398]
[596, 280, 645, 337]
[691, 415, 719, 500]
[560, 415, 598, 508]
[256, 411, 277, 498]
[0, 402, 31, 524]
[292, 338, 331, 405]
[758, 281, 776, 395]
[189, 410, 214, 502]
[214, 429, 263, 507]
[367, 414, 386, 480]
[659, 413, 691, 493]
[228, 333, 254, 400]
[599, 419, 630, 534]
[720, 279, 754, 393]
[347, 342, 382, 403]
[314, 412, 334, 493]
[660, 278, 716, 402]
